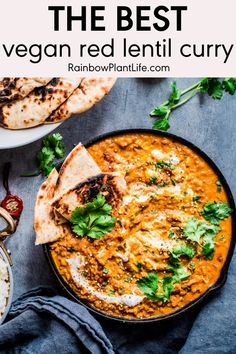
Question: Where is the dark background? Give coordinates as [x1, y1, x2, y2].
[1, 78, 236, 353]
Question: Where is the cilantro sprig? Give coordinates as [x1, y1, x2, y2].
[183, 217, 220, 259]
[21, 133, 65, 177]
[201, 201, 233, 226]
[137, 265, 190, 302]
[70, 194, 116, 239]
[150, 78, 236, 131]
[137, 272, 159, 300]
[183, 218, 219, 244]
[170, 243, 195, 259]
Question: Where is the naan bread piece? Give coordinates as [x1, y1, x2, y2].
[53, 143, 101, 200]
[52, 172, 126, 221]
[45, 77, 116, 124]
[0, 78, 82, 129]
[0, 77, 52, 104]
[34, 168, 69, 245]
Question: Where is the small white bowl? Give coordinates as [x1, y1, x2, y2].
[0, 247, 13, 325]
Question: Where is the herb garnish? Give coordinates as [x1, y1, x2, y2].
[149, 176, 157, 184]
[216, 181, 222, 193]
[189, 261, 195, 269]
[183, 217, 222, 259]
[155, 160, 175, 170]
[193, 195, 202, 203]
[201, 233, 215, 259]
[171, 178, 177, 186]
[168, 230, 175, 238]
[136, 262, 143, 270]
[22, 133, 65, 177]
[108, 290, 115, 296]
[103, 268, 109, 274]
[156, 181, 170, 188]
[68, 246, 77, 253]
[168, 243, 195, 268]
[183, 218, 219, 244]
[137, 272, 159, 300]
[137, 265, 190, 302]
[124, 277, 131, 283]
[201, 201, 233, 225]
[150, 78, 236, 131]
[70, 194, 116, 239]
[170, 243, 195, 259]
[138, 200, 232, 301]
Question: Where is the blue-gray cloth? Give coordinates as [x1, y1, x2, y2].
[1, 282, 236, 354]
[0, 287, 114, 354]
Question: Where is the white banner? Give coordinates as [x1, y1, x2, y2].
[0, 0, 235, 76]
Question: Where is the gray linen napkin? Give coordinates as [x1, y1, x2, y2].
[0, 287, 114, 354]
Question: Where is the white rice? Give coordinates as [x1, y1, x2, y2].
[0, 256, 10, 320]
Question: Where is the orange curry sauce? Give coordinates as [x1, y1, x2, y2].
[50, 133, 232, 319]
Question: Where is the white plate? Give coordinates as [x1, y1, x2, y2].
[0, 123, 61, 150]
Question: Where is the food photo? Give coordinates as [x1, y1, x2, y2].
[0, 77, 235, 353]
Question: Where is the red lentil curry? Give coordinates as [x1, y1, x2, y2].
[50, 133, 232, 319]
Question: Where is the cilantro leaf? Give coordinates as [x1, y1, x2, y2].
[70, 194, 116, 239]
[42, 133, 65, 158]
[157, 266, 191, 302]
[222, 78, 236, 95]
[202, 233, 215, 260]
[183, 217, 219, 244]
[21, 133, 65, 177]
[201, 201, 233, 225]
[151, 106, 171, 131]
[137, 265, 190, 302]
[170, 243, 195, 259]
[150, 104, 170, 117]
[150, 276, 175, 303]
[171, 265, 191, 282]
[168, 81, 182, 105]
[137, 272, 173, 302]
[137, 272, 159, 300]
[183, 218, 207, 243]
[36, 147, 55, 176]
[200, 78, 223, 99]
[160, 276, 174, 302]
[183, 216, 220, 259]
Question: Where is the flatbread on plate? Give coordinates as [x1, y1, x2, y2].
[0, 78, 82, 129]
[0, 77, 52, 104]
[46, 77, 116, 124]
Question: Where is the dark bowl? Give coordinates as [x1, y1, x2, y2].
[44, 128, 236, 323]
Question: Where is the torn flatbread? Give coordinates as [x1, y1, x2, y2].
[45, 77, 116, 124]
[52, 172, 126, 221]
[0, 77, 52, 104]
[34, 168, 69, 245]
[0, 77, 82, 129]
[53, 143, 101, 200]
